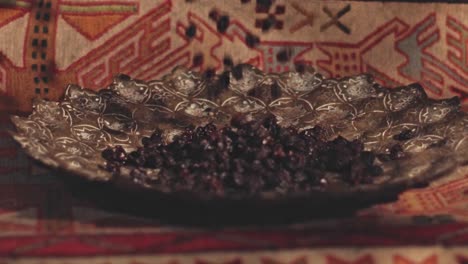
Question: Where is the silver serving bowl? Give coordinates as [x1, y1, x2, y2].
[9, 65, 468, 221]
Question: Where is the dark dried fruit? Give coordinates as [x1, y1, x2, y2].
[389, 144, 405, 160]
[271, 82, 282, 99]
[103, 115, 385, 197]
[393, 129, 416, 141]
[101, 148, 114, 160]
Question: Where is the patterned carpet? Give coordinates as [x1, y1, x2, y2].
[0, 0, 468, 263]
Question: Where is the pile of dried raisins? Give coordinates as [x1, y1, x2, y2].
[102, 115, 385, 196]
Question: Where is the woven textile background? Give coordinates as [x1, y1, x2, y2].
[0, 0, 468, 263]
[0, 0, 467, 112]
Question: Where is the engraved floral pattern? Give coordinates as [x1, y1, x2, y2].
[10, 65, 467, 201]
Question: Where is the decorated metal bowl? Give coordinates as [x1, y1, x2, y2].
[9, 64, 468, 222]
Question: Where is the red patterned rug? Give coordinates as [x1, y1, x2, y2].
[0, 0, 468, 263]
